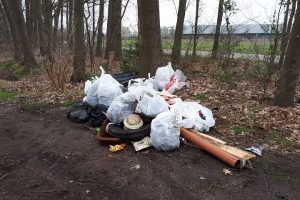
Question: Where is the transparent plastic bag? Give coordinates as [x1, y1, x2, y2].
[164, 69, 187, 94]
[106, 92, 137, 124]
[154, 62, 174, 90]
[139, 93, 169, 118]
[97, 68, 123, 106]
[150, 110, 181, 151]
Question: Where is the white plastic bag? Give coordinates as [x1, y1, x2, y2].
[171, 101, 215, 132]
[164, 69, 187, 94]
[84, 80, 92, 95]
[85, 78, 101, 106]
[97, 69, 123, 106]
[150, 110, 181, 151]
[106, 92, 137, 124]
[154, 62, 174, 90]
[138, 93, 169, 117]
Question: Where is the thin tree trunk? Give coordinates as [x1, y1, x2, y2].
[137, 0, 162, 77]
[5, 0, 38, 71]
[53, 0, 63, 50]
[212, 0, 224, 59]
[84, 2, 95, 67]
[61, 3, 64, 43]
[278, 0, 291, 67]
[95, 0, 105, 57]
[105, 0, 122, 61]
[171, 0, 187, 64]
[35, 0, 46, 56]
[25, 0, 33, 43]
[0, 0, 22, 61]
[71, 0, 85, 82]
[68, 0, 74, 50]
[43, 0, 53, 62]
[274, 0, 300, 107]
[192, 0, 200, 60]
[0, 1, 13, 52]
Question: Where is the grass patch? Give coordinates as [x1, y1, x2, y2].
[0, 60, 42, 80]
[213, 68, 238, 85]
[233, 126, 259, 135]
[266, 131, 294, 150]
[21, 101, 49, 111]
[195, 92, 207, 102]
[0, 87, 18, 101]
[63, 99, 77, 107]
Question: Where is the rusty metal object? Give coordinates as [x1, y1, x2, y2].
[96, 119, 122, 145]
[180, 128, 240, 169]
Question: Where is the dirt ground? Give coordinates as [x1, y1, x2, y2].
[0, 104, 299, 200]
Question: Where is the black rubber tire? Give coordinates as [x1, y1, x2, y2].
[107, 122, 151, 141]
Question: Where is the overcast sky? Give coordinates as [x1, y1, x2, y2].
[120, 0, 282, 31]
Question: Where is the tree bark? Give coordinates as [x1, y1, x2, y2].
[212, 0, 224, 59]
[274, 0, 300, 107]
[35, 0, 46, 55]
[278, 0, 291, 67]
[137, 0, 162, 77]
[0, 0, 22, 61]
[171, 0, 187, 64]
[5, 0, 38, 71]
[43, 0, 53, 62]
[105, 0, 122, 61]
[52, 0, 64, 50]
[68, 0, 74, 50]
[71, 0, 85, 82]
[192, 0, 200, 60]
[95, 0, 105, 57]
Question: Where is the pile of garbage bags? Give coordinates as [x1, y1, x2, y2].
[67, 63, 215, 151]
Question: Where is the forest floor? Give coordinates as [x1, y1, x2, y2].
[0, 51, 300, 199]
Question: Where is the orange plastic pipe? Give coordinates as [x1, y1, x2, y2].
[180, 128, 240, 169]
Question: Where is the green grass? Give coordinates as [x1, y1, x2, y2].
[122, 39, 271, 55]
[21, 101, 49, 111]
[195, 92, 207, 102]
[0, 60, 42, 79]
[233, 126, 259, 135]
[0, 87, 18, 101]
[63, 99, 77, 107]
[266, 131, 294, 150]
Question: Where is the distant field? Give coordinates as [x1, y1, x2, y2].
[122, 38, 271, 55]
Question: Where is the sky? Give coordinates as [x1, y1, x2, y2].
[120, 0, 283, 32]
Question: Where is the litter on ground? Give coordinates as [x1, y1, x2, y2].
[68, 63, 257, 169]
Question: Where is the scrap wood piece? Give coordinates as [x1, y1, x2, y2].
[190, 129, 256, 168]
[180, 128, 241, 169]
[109, 144, 126, 152]
[190, 130, 227, 145]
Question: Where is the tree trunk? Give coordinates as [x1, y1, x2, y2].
[35, 0, 46, 56]
[278, 0, 291, 67]
[52, 0, 63, 50]
[0, 0, 22, 61]
[43, 0, 53, 62]
[5, 0, 38, 71]
[60, 3, 64, 42]
[171, 0, 187, 64]
[71, 0, 85, 82]
[212, 0, 224, 59]
[192, 0, 200, 60]
[137, 0, 162, 77]
[68, 0, 74, 50]
[95, 0, 105, 57]
[25, 0, 33, 43]
[105, 0, 122, 61]
[0, 1, 13, 51]
[286, 0, 297, 35]
[274, 0, 300, 107]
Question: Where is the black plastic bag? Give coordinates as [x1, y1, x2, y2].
[89, 104, 109, 127]
[67, 102, 91, 123]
